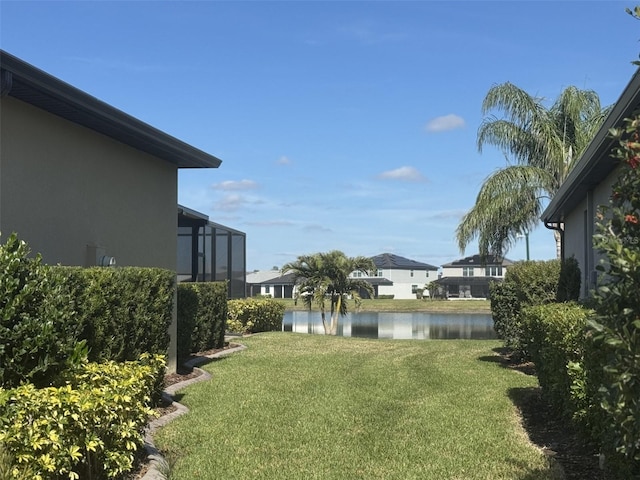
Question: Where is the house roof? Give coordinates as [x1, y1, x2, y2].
[246, 270, 283, 284]
[0, 50, 222, 169]
[371, 253, 438, 270]
[441, 254, 513, 268]
[543, 66, 640, 223]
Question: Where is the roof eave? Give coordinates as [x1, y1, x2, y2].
[0, 50, 222, 169]
[542, 67, 640, 223]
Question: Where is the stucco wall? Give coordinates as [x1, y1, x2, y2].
[562, 167, 620, 297]
[1, 96, 177, 269]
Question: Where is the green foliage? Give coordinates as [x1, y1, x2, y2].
[376, 294, 395, 300]
[177, 282, 228, 360]
[58, 266, 175, 362]
[489, 260, 561, 357]
[556, 256, 581, 302]
[0, 443, 35, 480]
[0, 354, 165, 480]
[0, 233, 82, 389]
[282, 250, 375, 335]
[520, 303, 592, 417]
[227, 298, 285, 334]
[587, 112, 640, 475]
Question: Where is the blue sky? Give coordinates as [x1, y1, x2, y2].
[2, 1, 639, 270]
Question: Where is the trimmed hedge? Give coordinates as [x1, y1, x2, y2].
[0, 354, 165, 480]
[520, 303, 592, 417]
[177, 282, 228, 360]
[227, 298, 285, 334]
[58, 267, 175, 363]
[489, 259, 563, 358]
[0, 234, 82, 389]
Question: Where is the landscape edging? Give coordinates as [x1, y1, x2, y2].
[141, 343, 247, 480]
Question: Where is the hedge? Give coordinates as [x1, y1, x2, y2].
[227, 298, 285, 334]
[58, 266, 175, 363]
[0, 234, 82, 389]
[0, 354, 165, 480]
[520, 303, 592, 418]
[489, 259, 564, 358]
[177, 282, 228, 360]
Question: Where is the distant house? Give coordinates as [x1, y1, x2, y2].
[355, 253, 439, 300]
[0, 50, 224, 370]
[436, 255, 512, 299]
[246, 269, 287, 297]
[542, 68, 640, 298]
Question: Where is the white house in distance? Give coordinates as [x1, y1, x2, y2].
[354, 253, 439, 300]
[436, 254, 512, 299]
[247, 253, 438, 300]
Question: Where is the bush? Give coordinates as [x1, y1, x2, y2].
[0, 234, 82, 389]
[376, 295, 395, 299]
[556, 256, 581, 302]
[177, 282, 228, 360]
[587, 113, 640, 476]
[0, 354, 165, 480]
[520, 303, 592, 417]
[59, 267, 175, 363]
[489, 260, 562, 358]
[227, 298, 285, 334]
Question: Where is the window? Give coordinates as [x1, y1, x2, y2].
[411, 284, 419, 293]
[485, 266, 503, 276]
[377, 269, 383, 277]
[462, 267, 474, 277]
[426, 271, 429, 278]
[353, 271, 362, 277]
[410, 270, 414, 277]
[265, 286, 270, 294]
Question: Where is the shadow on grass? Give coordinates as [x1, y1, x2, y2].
[478, 348, 603, 480]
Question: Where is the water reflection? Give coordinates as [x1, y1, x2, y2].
[282, 311, 496, 340]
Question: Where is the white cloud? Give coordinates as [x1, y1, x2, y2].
[212, 194, 263, 211]
[212, 179, 258, 191]
[277, 156, 292, 165]
[425, 114, 465, 133]
[377, 166, 428, 182]
[246, 220, 295, 227]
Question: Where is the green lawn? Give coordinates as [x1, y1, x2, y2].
[279, 298, 491, 313]
[154, 333, 561, 480]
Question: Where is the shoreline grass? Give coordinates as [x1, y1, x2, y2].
[155, 333, 560, 479]
[278, 298, 491, 314]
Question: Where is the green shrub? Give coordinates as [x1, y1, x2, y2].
[587, 113, 640, 476]
[376, 294, 395, 299]
[520, 303, 592, 417]
[227, 298, 285, 334]
[489, 260, 561, 358]
[489, 281, 520, 346]
[58, 267, 175, 362]
[0, 234, 82, 389]
[556, 256, 581, 302]
[177, 282, 228, 360]
[0, 354, 164, 480]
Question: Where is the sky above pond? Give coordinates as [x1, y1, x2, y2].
[2, 1, 639, 270]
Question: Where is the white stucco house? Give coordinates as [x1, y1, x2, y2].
[355, 253, 439, 300]
[436, 254, 512, 299]
[542, 67, 640, 298]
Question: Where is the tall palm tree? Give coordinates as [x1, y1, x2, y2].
[456, 82, 610, 259]
[281, 250, 375, 335]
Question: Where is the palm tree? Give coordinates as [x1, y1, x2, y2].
[456, 82, 610, 259]
[281, 250, 375, 335]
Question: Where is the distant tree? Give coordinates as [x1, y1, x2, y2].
[456, 82, 609, 259]
[281, 251, 375, 335]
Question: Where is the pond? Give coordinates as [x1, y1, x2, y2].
[282, 311, 496, 340]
